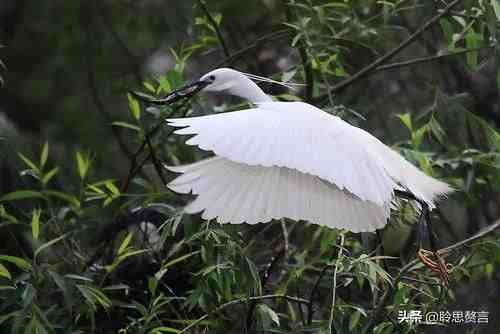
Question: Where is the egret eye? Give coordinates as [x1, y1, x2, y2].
[208, 75, 216, 82]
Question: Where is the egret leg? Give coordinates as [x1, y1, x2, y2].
[394, 190, 449, 285]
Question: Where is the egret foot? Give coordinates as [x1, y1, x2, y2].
[417, 248, 449, 286]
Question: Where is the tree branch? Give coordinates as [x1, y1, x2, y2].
[197, 0, 230, 57]
[216, 29, 291, 67]
[314, 0, 463, 102]
[375, 46, 494, 72]
[439, 220, 500, 254]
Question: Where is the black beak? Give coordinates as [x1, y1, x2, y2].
[130, 79, 210, 105]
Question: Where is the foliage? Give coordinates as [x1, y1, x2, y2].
[1, 1, 500, 333]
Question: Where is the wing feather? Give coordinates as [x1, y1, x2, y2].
[167, 103, 398, 206]
[167, 157, 389, 232]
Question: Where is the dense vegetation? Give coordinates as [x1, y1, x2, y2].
[0, 0, 499, 333]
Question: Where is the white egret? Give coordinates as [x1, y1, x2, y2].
[162, 68, 452, 231]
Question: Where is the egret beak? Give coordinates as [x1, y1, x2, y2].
[173, 79, 211, 96]
[130, 79, 210, 105]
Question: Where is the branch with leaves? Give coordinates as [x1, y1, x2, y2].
[313, 0, 463, 102]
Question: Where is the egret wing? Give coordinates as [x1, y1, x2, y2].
[167, 102, 397, 206]
[166, 157, 390, 232]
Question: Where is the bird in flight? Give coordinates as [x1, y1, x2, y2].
[134, 67, 453, 282]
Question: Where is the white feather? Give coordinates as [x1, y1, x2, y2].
[168, 102, 398, 206]
[167, 157, 389, 232]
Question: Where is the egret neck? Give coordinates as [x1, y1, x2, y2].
[222, 75, 273, 103]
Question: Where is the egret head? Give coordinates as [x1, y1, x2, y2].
[195, 68, 272, 102]
[198, 68, 247, 93]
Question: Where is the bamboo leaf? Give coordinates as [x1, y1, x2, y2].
[118, 232, 134, 255]
[0, 263, 11, 280]
[0, 255, 32, 271]
[76, 151, 89, 180]
[43, 190, 80, 208]
[111, 121, 141, 132]
[40, 141, 49, 168]
[34, 233, 69, 259]
[396, 113, 412, 131]
[18, 153, 39, 172]
[491, 0, 500, 21]
[31, 209, 41, 240]
[0, 190, 44, 202]
[41, 167, 59, 185]
[128, 93, 141, 120]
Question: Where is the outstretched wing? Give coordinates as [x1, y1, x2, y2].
[167, 102, 397, 206]
[166, 157, 390, 232]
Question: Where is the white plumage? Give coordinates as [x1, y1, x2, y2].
[164, 68, 452, 232]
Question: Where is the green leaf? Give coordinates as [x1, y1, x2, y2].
[65, 274, 93, 282]
[257, 303, 280, 327]
[0, 190, 44, 202]
[41, 167, 59, 185]
[128, 93, 141, 120]
[491, 0, 500, 21]
[105, 181, 120, 196]
[465, 31, 480, 68]
[0, 205, 18, 224]
[40, 141, 49, 168]
[31, 209, 41, 240]
[43, 190, 80, 208]
[143, 81, 156, 92]
[111, 121, 141, 132]
[76, 151, 90, 180]
[160, 251, 201, 271]
[34, 233, 69, 260]
[17, 153, 39, 172]
[118, 232, 134, 255]
[412, 126, 427, 149]
[373, 322, 394, 334]
[0, 255, 32, 271]
[148, 277, 158, 295]
[86, 286, 112, 309]
[0, 263, 11, 280]
[396, 113, 412, 131]
[349, 310, 361, 330]
[0, 311, 20, 326]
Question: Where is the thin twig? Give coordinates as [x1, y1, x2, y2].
[82, 4, 139, 167]
[95, 0, 143, 84]
[282, 0, 314, 102]
[307, 262, 329, 324]
[145, 135, 168, 186]
[179, 294, 310, 334]
[299, 45, 314, 102]
[216, 29, 291, 67]
[439, 220, 500, 254]
[314, 0, 463, 101]
[375, 46, 494, 72]
[197, 0, 230, 57]
[328, 232, 345, 333]
[280, 219, 289, 260]
[120, 100, 191, 192]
